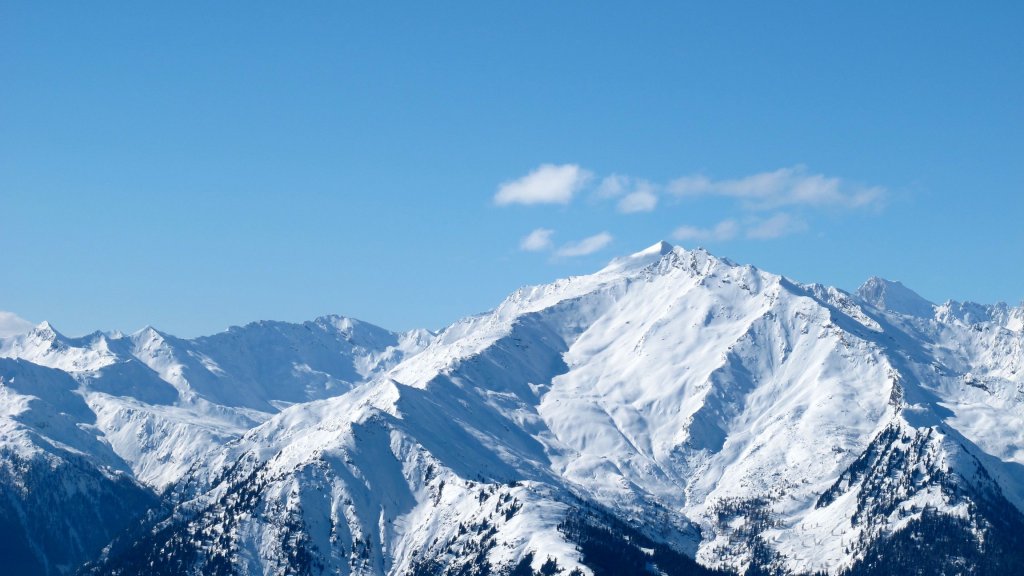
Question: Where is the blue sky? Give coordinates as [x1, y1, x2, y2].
[2, 2, 1022, 336]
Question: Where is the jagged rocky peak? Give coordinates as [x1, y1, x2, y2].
[595, 241, 743, 285]
[856, 276, 936, 318]
[22, 320, 65, 346]
[31, 320, 58, 336]
[1009, 304, 1024, 332]
[933, 299, 1024, 331]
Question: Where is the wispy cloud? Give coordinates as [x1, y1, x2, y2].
[494, 164, 592, 206]
[672, 213, 808, 243]
[745, 213, 807, 239]
[498, 164, 884, 252]
[594, 174, 629, 198]
[519, 228, 555, 252]
[668, 165, 884, 211]
[617, 185, 658, 213]
[556, 232, 613, 257]
[594, 175, 660, 213]
[672, 220, 739, 242]
[0, 311, 34, 337]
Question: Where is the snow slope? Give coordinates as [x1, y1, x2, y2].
[83, 242, 1024, 575]
[4, 241, 1022, 575]
[0, 316, 433, 489]
[0, 358, 157, 576]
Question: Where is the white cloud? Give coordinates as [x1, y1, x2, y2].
[667, 175, 712, 196]
[494, 164, 592, 206]
[595, 174, 629, 198]
[555, 232, 613, 257]
[745, 213, 807, 239]
[672, 214, 807, 243]
[499, 164, 882, 252]
[593, 174, 660, 213]
[617, 183, 658, 213]
[672, 220, 739, 243]
[0, 311, 34, 337]
[519, 228, 555, 252]
[668, 165, 884, 211]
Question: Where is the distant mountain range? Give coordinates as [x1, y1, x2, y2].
[2, 241, 1022, 575]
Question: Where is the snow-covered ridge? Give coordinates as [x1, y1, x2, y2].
[0, 314, 435, 489]
[2, 241, 1022, 575]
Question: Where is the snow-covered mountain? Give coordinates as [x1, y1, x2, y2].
[0, 316, 433, 489]
[0, 357, 157, 576]
[0, 316, 432, 574]
[2, 242, 1022, 575]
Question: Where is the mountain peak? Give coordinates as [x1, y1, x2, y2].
[5, 243, 1024, 576]
[131, 325, 171, 347]
[315, 314, 361, 332]
[600, 240, 682, 274]
[856, 276, 935, 318]
[639, 240, 676, 257]
[30, 320, 62, 341]
[134, 325, 162, 336]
